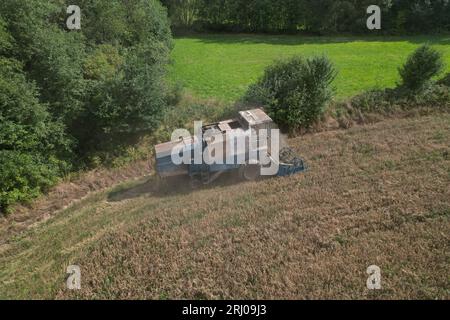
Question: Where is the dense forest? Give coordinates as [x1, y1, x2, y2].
[0, 0, 173, 212]
[161, 0, 450, 34]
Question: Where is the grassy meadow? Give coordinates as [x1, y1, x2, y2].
[169, 34, 450, 101]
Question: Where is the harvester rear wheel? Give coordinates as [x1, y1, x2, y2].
[240, 164, 261, 181]
[190, 176, 202, 189]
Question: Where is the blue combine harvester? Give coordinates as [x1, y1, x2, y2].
[155, 109, 306, 187]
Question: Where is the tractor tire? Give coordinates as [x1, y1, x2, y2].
[190, 176, 202, 189]
[240, 164, 261, 181]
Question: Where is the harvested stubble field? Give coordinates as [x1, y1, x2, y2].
[0, 114, 449, 299]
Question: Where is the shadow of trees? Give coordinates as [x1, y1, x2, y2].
[175, 33, 450, 47]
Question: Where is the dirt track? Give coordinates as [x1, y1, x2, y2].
[1, 114, 449, 299]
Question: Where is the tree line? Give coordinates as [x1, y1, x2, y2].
[0, 0, 173, 212]
[161, 0, 450, 34]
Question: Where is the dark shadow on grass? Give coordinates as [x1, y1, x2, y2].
[175, 33, 450, 46]
[107, 171, 247, 202]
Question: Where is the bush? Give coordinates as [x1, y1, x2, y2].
[399, 45, 444, 92]
[438, 73, 450, 87]
[166, 81, 184, 107]
[244, 55, 336, 131]
[0, 152, 64, 213]
[0, 58, 70, 213]
[346, 88, 396, 113]
[346, 84, 450, 117]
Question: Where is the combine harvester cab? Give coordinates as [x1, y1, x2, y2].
[155, 109, 307, 186]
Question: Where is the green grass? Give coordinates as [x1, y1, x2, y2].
[169, 34, 450, 102]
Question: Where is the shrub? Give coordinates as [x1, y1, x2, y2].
[244, 55, 336, 131]
[346, 84, 450, 117]
[347, 89, 396, 113]
[0, 152, 64, 213]
[166, 81, 184, 107]
[399, 45, 444, 92]
[408, 84, 450, 109]
[0, 58, 70, 213]
[438, 73, 450, 87]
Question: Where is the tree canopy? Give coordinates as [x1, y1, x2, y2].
[162, 0, 450, 34]
[0, 0, 173, 212]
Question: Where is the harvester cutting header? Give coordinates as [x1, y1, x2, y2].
[155, 109, 306, 187]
